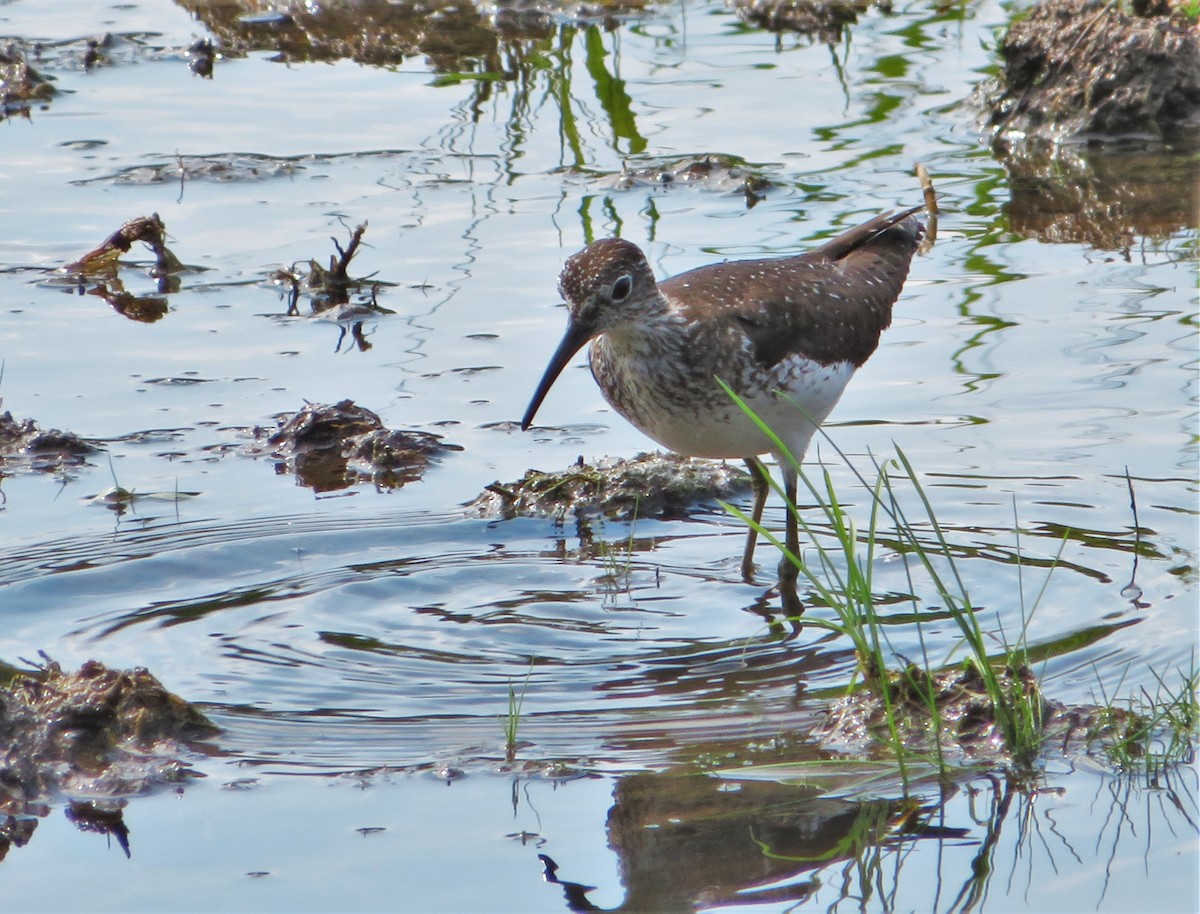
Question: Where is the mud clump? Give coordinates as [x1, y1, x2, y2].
[0, 411, 101, 473]
[814, 660, 1148, 767]
[596, 155, 775, 207]
[0, 659, 217, 859]
[981, 0, 1200, 147]
[733, 0, 880, 43]
[0, 43, 56, 118]
[815, 663, 1040, 764]
[975, 0, 1199, 249]
[471, 453, 752, 523]
[258, 399, 460, 493]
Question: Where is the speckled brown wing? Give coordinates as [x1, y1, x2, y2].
[660, 207, 925, 370]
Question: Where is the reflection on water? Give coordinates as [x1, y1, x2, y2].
[539, 757, 1199, 913]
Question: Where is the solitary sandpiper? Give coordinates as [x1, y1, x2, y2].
[521, 205, 926, 614]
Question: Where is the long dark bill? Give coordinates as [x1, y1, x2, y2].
[520, 317, 592, 431]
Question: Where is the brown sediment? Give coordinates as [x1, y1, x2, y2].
[732, 0, 881, 43]
[470, 452, 753, 522]
[254, 399, 460, 493]
[980, 0, 1199, 148]
[0, 411, 101, 473]
[0, 659, 217, 860]
[0, 658, 216, 798]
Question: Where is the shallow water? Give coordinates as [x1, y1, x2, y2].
[0, 0, 1197, 910]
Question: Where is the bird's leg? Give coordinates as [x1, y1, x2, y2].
[778, 467, 804, 618]
[742, 457, 770, 582]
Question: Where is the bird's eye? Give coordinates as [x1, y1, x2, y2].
[611, 274, 633, 302]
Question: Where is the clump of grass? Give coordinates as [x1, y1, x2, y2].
[594, 508, 639, 602]
[503, 664, 534, 763]
[720, 382, 1053, 767]
[1091, 659, 1198, 774]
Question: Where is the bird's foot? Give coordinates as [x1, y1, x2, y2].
[777, 558, 804, 619]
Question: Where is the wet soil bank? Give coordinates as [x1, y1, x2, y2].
[981, 0, 1199, 147]
[977, 0, 1199, 247]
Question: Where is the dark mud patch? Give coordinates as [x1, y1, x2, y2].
[470, 453, 752, 522]
[733, 0, 882, 43]
[0, 658, 217, 860]
[0, 411, 101, 474]
[979, 0, 1200, 148]
[973, 0, 1199, 249]
[814, 660, 1142, 768]
[249, 399, 460, 493]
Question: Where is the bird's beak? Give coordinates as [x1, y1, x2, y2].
[521, 315, 592, 431]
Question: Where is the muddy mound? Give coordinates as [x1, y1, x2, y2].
[0, 659, 217, 801]
[733, 0, 881, 43]
[0, 660, 217, 860]
[981, 0, 1200, 148]
[0, 411, 100, 473]
[471, 453, 752, 522]
[256, 399, 460, 493]
[813, 660, 1145, 768]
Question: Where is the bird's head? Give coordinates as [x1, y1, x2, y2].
[521, 238, 658, 431]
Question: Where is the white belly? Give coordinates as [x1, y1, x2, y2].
[591, 338, 857, 464]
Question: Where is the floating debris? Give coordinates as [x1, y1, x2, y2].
[296, 221, 374, 312]
[189, 37, 217, 78]
[62, 213, 185, 277]
[470, 453, 753, 522]
[0, 410, 101, 473]
[275, 223, 388, 310]
[74, 152, 306, 187]
[255, 399, 460, 493]
[84, 484, 199, 515]
[272, 222, 395, 351]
